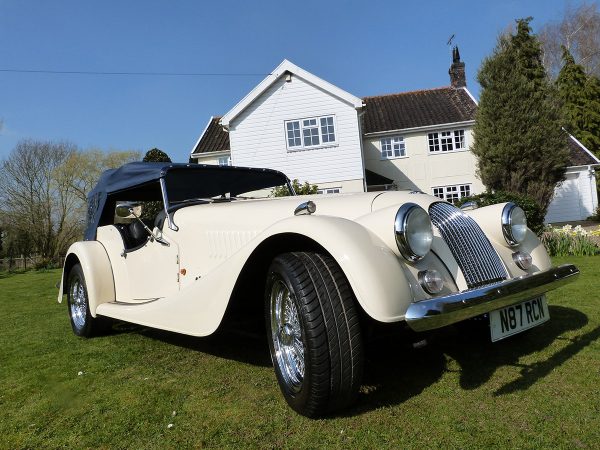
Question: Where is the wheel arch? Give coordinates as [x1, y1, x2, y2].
[58, 241, 116, 317]
[225, 215, 414, 325]
[225, 233, 330, 321]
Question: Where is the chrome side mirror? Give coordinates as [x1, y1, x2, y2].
[115, 202, 140, 218]
[115, 202, 169, 247]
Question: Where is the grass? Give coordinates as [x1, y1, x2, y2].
[1, 256, 599, 449]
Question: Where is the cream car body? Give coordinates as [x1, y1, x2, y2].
[59, 162, 579, 417]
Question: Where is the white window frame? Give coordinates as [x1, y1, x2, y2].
[428, 129, 466, 154]
[285, 115, 338, 151]
[380, 136, 407, 159]
[317, 187, 341, 194]
[432, 183, 472, 204]
[218, 155, 231, 166]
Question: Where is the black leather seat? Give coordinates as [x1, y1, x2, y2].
[128, 220, 149, 248]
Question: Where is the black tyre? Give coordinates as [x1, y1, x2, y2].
[265, 252, 363, 417]
[66, 263, 106, 337]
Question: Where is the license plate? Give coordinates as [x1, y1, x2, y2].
[489, 296, 549, 342]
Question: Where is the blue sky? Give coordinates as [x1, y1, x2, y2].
[0, 0, 582, 162]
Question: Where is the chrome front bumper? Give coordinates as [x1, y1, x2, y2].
[405, 264, 579, 332]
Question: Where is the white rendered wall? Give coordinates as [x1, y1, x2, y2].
[362, 127, 485, 195]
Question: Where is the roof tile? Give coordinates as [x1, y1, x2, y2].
[362, 87, 477, 134]
[193, 117, 230, 154]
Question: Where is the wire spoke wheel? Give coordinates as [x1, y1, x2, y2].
[265, 252, 363, 417]
[66, 263, 107, 337]
[69, 278, 88, 331]
[270, 279, 305, 393]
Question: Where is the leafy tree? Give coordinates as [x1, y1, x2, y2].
[472, 18, 568, 214]
[143, 148, 171, 162]
[271, 179, 318, 197]
[556, 47, 600, 156]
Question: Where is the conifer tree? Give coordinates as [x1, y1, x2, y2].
[556, 47, 600, 155]
[472, 18, 568, 213]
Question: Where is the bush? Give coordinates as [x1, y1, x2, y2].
[456, 191, 545, 236]
[34, 258, 56, 271]
[540, 225, 599, 256]
[587, 205, 600, 221]
[271, 179, 318, 197]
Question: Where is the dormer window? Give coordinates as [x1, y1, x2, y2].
[286, 115, 337, 151]
[428, 129, 466, 153]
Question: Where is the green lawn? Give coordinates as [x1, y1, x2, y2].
[1, 257, 599, 449]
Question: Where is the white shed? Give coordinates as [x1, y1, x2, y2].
[545, 135, 599, 223]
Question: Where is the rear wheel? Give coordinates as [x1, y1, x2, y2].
[265, 252, 363, 417]
[66, 263, 106, 337]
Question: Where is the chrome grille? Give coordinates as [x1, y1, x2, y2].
[429, 202, 508, 288]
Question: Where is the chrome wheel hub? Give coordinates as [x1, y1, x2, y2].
[270, 279, 304, 393]
[70, 279, 87, 330]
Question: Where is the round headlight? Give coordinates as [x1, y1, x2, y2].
[394, 203, 433, 261]
[502, 203, 528, 246]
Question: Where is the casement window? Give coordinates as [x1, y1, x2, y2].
[432, 184, 471, 204]
[428, 129, 466, 153]
[218, 156, 231, 166]
[380, 136, 406, 159]
[317, 187, 341, 194]
[285, 115, 337, 150]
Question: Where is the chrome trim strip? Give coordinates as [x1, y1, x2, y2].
[405, 264, 579, 332]
[394, 203, 432, 262]
[501, 202, 519, 246]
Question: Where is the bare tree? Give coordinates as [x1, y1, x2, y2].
[0, 140, 82, 259]
[539, 1, 600, 78]
[57, 148, 141, 203]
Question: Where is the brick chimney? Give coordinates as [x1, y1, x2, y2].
[449, 45, 466, 88]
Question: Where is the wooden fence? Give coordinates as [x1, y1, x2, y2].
[0, 255, 64, 271]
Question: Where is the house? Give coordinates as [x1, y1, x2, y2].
[190, 49, 598, 222]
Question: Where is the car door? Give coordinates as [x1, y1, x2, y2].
[121, 234, 180, 301]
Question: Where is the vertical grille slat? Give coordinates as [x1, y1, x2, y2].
[429, 202, 507, 289]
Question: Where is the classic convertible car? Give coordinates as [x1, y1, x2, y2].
[58, 162, 579, 416]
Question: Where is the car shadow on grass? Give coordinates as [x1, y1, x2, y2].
[113, 318, 273, 368]
[347, 305, 594, 416]
[107, 306, 595, 417]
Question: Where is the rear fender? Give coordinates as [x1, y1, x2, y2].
[58, 241, 115, 317]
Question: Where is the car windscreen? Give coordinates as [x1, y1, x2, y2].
[163, 167, 289, 202]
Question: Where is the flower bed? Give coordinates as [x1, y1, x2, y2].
[541, 224, 600, 256]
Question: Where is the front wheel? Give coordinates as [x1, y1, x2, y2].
[66, 263, 106, 337]
[265, 252, 363, 417]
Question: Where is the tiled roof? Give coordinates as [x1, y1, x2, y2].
[192, 117, 230, 154]
[567, 135, 600, 166]
[362, 87, 477, 134]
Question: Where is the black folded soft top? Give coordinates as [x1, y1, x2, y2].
[84, 162, 289, 240]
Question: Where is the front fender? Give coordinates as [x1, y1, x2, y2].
[58, 241, 115, 317]
[260, 215, 413, 322]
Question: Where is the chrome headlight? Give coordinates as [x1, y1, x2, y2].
[394, 203, 433, 261]
[501, 202, 527, 246]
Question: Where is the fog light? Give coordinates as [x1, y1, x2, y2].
[418, 270, 444, 294]
[512, 251, 532, 270]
